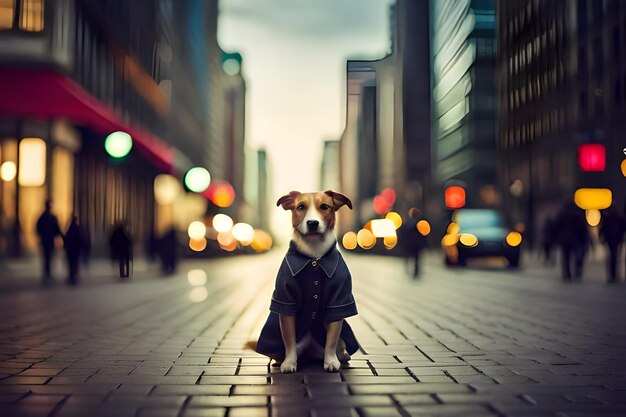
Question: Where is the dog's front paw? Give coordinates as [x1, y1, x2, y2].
[324, 354, 341, 372]
[280, 357, 297, 373]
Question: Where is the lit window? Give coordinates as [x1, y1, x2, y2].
[18, 138, 46, 187]
[19, 0, 44, 32]
[0, 0, 15, 29]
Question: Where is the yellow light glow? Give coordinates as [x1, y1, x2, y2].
[441, 234, 459, 247]
[189, 237, 207, 252]
[370, 219, 396, 238]
[585, 209, 601, 227]
[459, 234, 478, 247]
[212, 213, 233, 233]
[383, 234, 397, 249]
[0, 161, 16, 181]
[622, 159, 626, 177]
[219, 239, 238, 252]
[231, 223, 254, 245]
[342, 231, 357, 250]
[251, 230, 273, 252]
[447, 222, 460, 234]
[385, 211, 403, 229]
[189, 287, 208, 303]
[574, 188, 612, 210]
[357, 229, 376, 250]
[417, 220, 431, 236]
[187, 269, 207, 286]
[154, 174, 181, 205]
[18, 138, 46, 186]
[506, 232, 522, 247]
[20, 0, 44, 32]
[187, 221, 206, 240]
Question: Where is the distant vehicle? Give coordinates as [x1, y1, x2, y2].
[441, 209, 522, 268]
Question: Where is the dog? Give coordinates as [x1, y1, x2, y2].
[255, 190, 359, 373]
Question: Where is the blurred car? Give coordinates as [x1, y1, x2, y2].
[441, 209, 522, 268]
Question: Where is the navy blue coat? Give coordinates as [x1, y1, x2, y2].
[256, 242, 359, 360]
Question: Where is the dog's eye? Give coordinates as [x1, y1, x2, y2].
[320, 204, 330, 210]
[297, 204, 306, 210]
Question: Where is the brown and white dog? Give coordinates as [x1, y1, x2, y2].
[276, 190, 353, 372]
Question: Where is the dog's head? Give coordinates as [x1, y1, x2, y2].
[277, 190, 352, 241]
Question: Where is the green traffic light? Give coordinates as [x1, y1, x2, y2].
[105, 131, 133, 158]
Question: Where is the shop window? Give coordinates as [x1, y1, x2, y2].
[19, 0, 44, 32]
[0, 0, 14, 29]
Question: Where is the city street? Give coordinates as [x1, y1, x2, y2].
[1, 251, 625, 417]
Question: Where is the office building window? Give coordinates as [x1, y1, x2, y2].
[0, 0, 14, 29]
[19, 0, 44, 32]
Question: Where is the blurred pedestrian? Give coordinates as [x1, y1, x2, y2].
[35, 199, 62, 284]
[109, 222, 132, 278]
[540, 215, 557, 266]
[63, 216, 89, 286]
[399, 208, 428, 278]
[555, 202, 589, 281]
[159, 227, 178, 275]
[599, 205, 625, 283]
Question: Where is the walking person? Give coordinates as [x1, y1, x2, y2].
[540, 215, 557, 266]
[555, 202, 589, 281]
[63, 216, 89, 286]
[35, 199, 62, 285]
[399, 208, 428, 278]
[159, 227, 178, 275]
[599, 205, 625, 283]
[109, 222, 132, 278]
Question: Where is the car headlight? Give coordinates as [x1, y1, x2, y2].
[506, 231, 522, 247]
[459, 233, 478, 247]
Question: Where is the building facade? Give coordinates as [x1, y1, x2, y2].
[497, 0, 626, 245]
[431, 0, 497, 207]
[0, 0, 226, 256]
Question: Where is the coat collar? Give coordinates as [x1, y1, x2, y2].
[285, 241, 340, 277]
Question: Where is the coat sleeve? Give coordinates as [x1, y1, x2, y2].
[269, 260, 298, 316]
[324, 258, 358, 322]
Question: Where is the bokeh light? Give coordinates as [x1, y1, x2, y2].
[383, 234, 397, 249]
[441, 234, 459, 247]
[217, 231, 235, 247]
[18, 138, 46, 186]
[585, 209, 601, 227]
[104, 131, 133, 158]
[578, 143, 606, 172]
[447, 222, 460, 235]
[189, 237, 207, 252]
[0, 161, 16, 181]
[184, 167, 211, 193]
[385, 211, 402, 229]
[187, 269, 208, 286]
[231, 223, 254, 245]
[187, 221, 206, 240]
[417, 220, 431, 236]
[342, 231, 357, 250]
[371, 219, 396, 237]
[250, 230, 273, 252]
[357, 229, 376, 249]
[574, 188, 612, 210]
[212, 214, 234, 233]
[154, 174, 181, 205]
[509, 179, 524, 197]
[459, 233, 478, 247]
[189, 287, 208, 302]
[505, 232, 522, 247]
[445, 186, 466, 209]
[381, 188, 396, 205]
[621, 159, 626, 177]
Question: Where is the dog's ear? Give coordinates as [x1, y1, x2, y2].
[276, 191, 301, 210]
[324, 190, 353, 210]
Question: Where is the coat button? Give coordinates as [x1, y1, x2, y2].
[314, 281, 319, 286]
[313, 294, 318, 299]
[311, 260, 317, 267]
[311, 312, 317, 319]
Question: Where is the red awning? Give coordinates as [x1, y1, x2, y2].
[0, 68, 173, 171]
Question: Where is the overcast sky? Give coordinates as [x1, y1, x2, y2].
[218, 0, 394, 240]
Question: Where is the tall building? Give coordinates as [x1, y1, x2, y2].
[0, 0, 223, 256]
[320, 140, 340, 192]
[497, 0, 625, 244]
[431, 0, 497, 206]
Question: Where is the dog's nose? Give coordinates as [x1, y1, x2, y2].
[307, 220, 319, 230]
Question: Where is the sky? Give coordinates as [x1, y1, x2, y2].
[218, 0, 394, 240]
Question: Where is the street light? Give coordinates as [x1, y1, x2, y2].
[184, 167, 211, 193]
[104, 131, 133, 158]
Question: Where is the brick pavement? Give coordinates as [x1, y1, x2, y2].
[0, 250, 625, 417]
